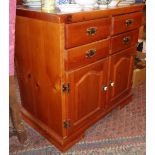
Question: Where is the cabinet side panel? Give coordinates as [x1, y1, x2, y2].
[15, 16, 63, 137]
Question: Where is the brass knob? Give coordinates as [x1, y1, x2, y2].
[85, 49, 96, 58]
[87, 27, 97, 36]
[123, 36, 131, 44]
[125, 19, 134, 27]
[109, 81, 114, 87]
[102, 86, 108, 91]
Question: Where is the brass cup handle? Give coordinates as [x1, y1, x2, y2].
[87, 27, 97, 36]
[85, 49, 96, 58]
[102, 85, 108, 91]
[125, 19, 134, 27]
[123, 36, 131, 44]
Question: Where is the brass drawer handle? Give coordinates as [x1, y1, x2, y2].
[123, 36, 131, 44]
[85, 49, 96, 58]
[125, 19, 134, 27]
[87, 27, 97, 36]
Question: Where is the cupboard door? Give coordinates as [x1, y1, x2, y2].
[65, 59, 108, 136]
[108, 47, 135, 109]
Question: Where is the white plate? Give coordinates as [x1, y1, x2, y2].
[58, 4, 82, 13]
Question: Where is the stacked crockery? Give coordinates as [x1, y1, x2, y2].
[97, 0, 112, 8]
[57, 0, 82, 13]
[23, 0, 41, 8]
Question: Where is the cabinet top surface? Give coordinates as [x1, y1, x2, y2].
[16, 4, 145, 23]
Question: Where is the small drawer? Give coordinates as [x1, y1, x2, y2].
[112, 12, 142, 35]
[111, 29, 139, 54]
[65, 39, 110, 70]
[65, 18, 110, 49]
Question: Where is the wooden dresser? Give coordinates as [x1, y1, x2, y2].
[15, 4, 144, 152]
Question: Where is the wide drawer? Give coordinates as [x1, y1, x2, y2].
[110, 29, 139, 54]
[65, 18, 110, 49]
[112, 12, 142, 35]
[65, 39, 110, 70]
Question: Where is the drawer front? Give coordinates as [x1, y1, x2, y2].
[65, 18, 110, 49]
[112, 12, 142, 35]
[111, 29, 139, 54]
[65, 39, 110, 70]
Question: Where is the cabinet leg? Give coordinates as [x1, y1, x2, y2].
[9, 76, 27, 144]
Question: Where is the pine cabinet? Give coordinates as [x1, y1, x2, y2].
[15, 4, 144, 152]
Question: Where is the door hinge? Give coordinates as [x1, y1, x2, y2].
[62, 83, 70, 93]
[64, 120, 71, 128]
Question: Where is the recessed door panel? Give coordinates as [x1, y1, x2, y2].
[107, 47, 135, 109]
[65, 59, 108, 136]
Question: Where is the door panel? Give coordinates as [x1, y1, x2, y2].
[108, 47, 135, 109]
[111, 57, 130, 98]
[75, 71, 102, 122]
[65, 59, 108, 136]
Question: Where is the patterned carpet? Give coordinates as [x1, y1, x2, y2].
[9, 82, 146, 155]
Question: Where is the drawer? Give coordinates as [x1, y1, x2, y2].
[65, 18, 111, 49]
[110, 29, 139, 54]
[112, 12, 142, 35]
[65, 39, 110, 70]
